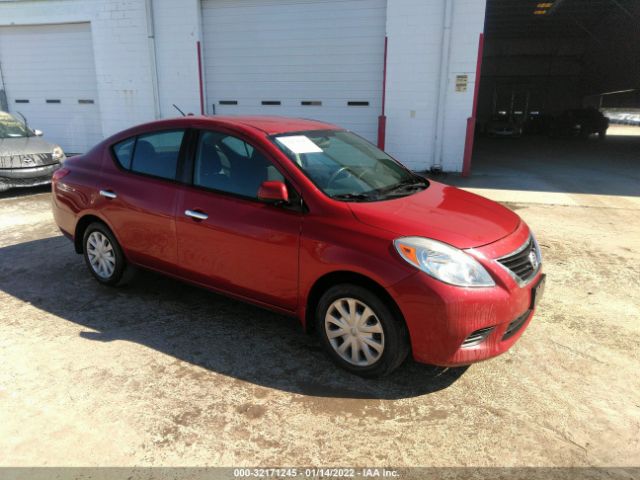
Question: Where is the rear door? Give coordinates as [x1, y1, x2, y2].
[99, 129, 188, 271]
[175, 129, 302, 310]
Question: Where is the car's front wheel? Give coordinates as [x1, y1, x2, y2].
[82, 222, 127, 286]
[316, 284, 409, 377]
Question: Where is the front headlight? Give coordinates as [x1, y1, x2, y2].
[531, 233, 543, 265]
[394, 237, 495, 287]
[52, 145, 66, 162]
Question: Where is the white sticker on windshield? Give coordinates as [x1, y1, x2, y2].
[276, 135, 323, 154]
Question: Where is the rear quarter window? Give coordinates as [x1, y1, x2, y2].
[112, 137, 135, 170]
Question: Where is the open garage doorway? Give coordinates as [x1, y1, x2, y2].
[463, 0, 639, 200]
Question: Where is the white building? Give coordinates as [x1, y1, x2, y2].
[0, 0, 486, 171]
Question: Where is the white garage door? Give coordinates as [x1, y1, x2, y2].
[0, 23, 102, 154]
[202, 0, 386, 142]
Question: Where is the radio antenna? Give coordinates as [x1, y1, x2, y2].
[172, 104, 186, 117]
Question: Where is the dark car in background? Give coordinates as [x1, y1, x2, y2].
[0, 111, 65, 192]
[523, 112, 552, 135]
[484, 113, 523, 138]
[549, 108, 609, 140]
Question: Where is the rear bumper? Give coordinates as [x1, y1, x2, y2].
[0, 163, 61, 191]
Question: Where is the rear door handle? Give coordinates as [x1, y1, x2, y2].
[99, 189, 117, 199]
[185, 209, 208, 221]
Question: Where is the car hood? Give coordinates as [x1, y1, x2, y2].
[0, 136, 56, 156]
[347, 180, 521, 249]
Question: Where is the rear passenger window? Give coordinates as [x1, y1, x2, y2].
[112, 137, 135, 170]
[131, 130, 185, 180]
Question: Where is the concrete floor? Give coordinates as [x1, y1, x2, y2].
[447, 134, 640, 208]
[0, 136, 639, 468]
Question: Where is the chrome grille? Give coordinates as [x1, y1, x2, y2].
[0, 153, 54, 169]
[497, 237, 539, 284]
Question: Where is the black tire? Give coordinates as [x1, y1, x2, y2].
[598, 129, 607, 141]
[315, 284, 410, 378]
[82, 222, 129, 286]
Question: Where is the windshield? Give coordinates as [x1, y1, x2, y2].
[272, 130, 427, 202]
[0, 112, 33, 139]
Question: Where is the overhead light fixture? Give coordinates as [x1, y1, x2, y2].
[533, 1, 553, 15]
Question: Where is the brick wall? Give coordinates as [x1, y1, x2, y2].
[0, 0, 487, 170]
[152, 0, 202, 117]
[385, 0, 486, 171]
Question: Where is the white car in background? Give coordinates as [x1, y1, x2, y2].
[0, 111, 65, 192]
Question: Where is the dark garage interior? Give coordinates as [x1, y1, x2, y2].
[467, 0, 640, 196]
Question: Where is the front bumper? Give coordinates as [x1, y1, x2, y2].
[0, 163, 62, 191]
[389, 222, 544, 367]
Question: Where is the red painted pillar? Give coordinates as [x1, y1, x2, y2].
[377, 36, 388, 150]
[462, 33, 484, 177]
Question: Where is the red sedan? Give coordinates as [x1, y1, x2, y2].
[51, 116, 545, 377]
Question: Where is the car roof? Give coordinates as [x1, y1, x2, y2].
[213, 115, 341, 135]
[152, 115, 342, 135]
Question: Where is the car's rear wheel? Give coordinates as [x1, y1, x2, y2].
[82, 222, 127, 286]
[316, 284, 409, 378]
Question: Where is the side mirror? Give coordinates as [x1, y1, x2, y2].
[33, 129, 44, 136]
[258, 181, 289, 205]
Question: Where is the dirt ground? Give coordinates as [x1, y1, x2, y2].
[1, 141, 639, 467]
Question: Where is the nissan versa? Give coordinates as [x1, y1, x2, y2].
[0, 111, 65, 191]
[51, 116, 545, 377]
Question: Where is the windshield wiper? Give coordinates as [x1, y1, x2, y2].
[331, 192, 374, 202]
[377, 178, 429, 195]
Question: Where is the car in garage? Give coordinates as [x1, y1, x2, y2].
[549, 108, 609, 140]
[0, 111, 66, 191]
[51, 116, 545, 377]
[485, 113, 524, 138]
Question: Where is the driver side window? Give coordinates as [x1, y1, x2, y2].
[193, 131, 285, 199]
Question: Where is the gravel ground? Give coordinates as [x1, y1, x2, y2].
[0, 168, 639, 467]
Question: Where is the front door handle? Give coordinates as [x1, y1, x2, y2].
[185, 209, 208, 221]
[99, 189, 117, 199]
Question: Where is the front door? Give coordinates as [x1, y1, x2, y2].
[175, 130, 302, 310]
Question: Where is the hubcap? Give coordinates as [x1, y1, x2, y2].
[86, 231, 116, 279]
[324, 297, 385, 367]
